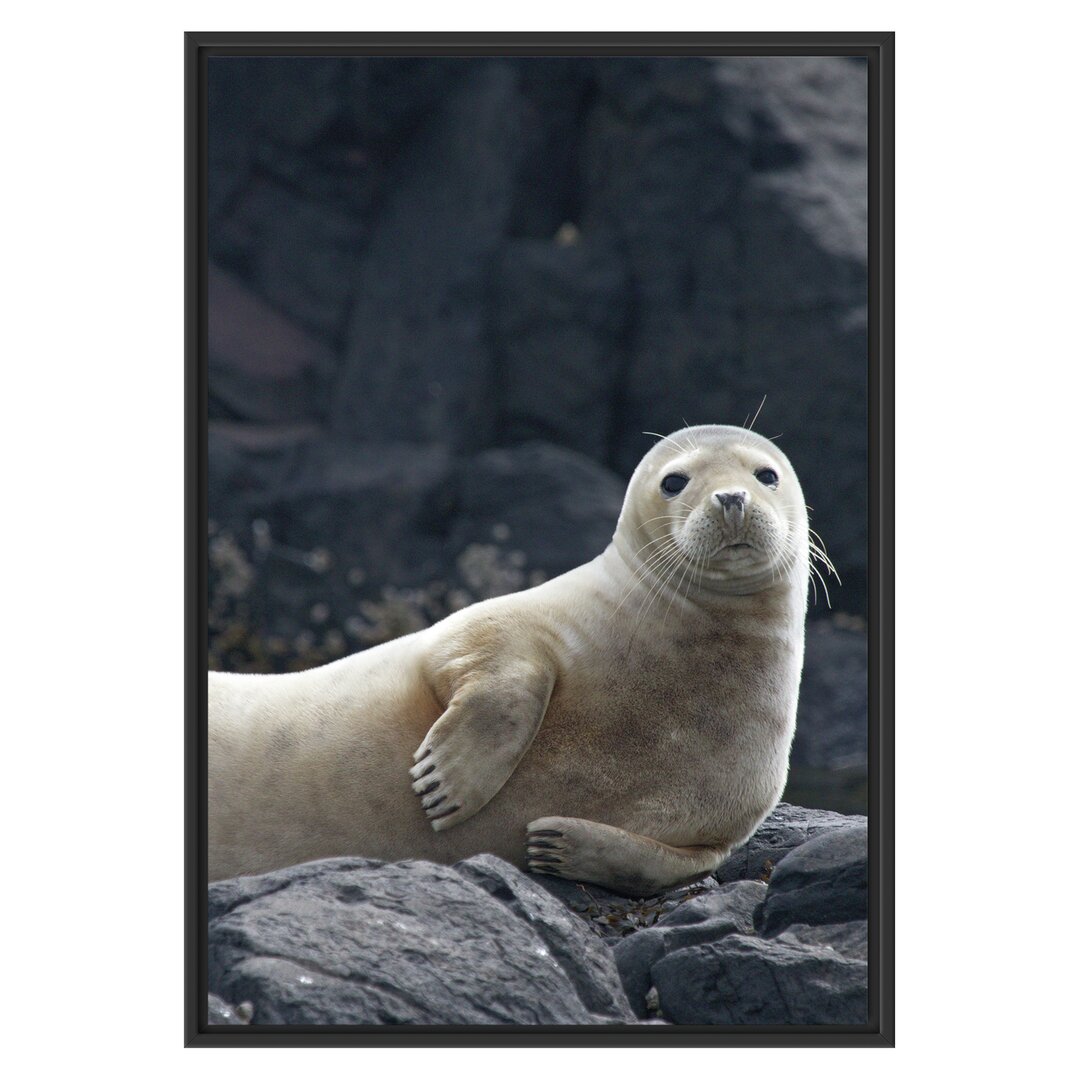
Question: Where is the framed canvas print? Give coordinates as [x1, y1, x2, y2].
[186, 31, 893, 1046]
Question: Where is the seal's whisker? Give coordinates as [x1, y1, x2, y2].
[638, 513, 689, 527]
[767, 531, 789, 587]
[808, 529, 839, 567]
[808, 561, 832, 608]
[633, 541, 680, 571]
[810, 549, 840, 583]
[643, 431, 691, 455]
[635, 533, 683, 554]
[630, 544, 687, 644]
[633, 541, 683, 576]
[784, 530, 804, 584]
[609, 539, 682, 618]
[807, 530, 840, 583]
[662, 543, 697, 633]
[210, 422, 814, 890]
[690, 548, 707, 600]
[626, 563, 677, 644]
[620, 538, 681, 586]
[775, 539, 798, 588]
[646, 553, 687, 632]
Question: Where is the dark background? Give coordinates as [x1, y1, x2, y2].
[206, 54, 868, 812]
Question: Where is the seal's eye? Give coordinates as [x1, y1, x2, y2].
[660, 473, 689, 497]
[755, 467, 779, 488]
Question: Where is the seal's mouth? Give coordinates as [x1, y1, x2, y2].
[719, 542, 753, 552]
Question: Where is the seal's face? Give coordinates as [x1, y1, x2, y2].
[620, 425, 809, 595]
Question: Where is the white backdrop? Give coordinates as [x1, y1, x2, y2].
[3, 2, 1074, 1073]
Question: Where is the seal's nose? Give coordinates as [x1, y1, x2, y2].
[713, 490, 747, 525]
[713, 491, 746, 511]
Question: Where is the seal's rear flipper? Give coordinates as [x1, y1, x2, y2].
[526, 816, 727, 897]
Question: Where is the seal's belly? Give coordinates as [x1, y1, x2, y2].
[486, 655, 797, 852]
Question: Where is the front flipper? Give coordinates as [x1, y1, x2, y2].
[526, 816, 727, 897]
[409, 654, 555, 832]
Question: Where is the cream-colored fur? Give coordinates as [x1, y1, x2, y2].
[209, 425, 809, 894]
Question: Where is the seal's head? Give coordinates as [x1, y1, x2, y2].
[616, 425, 810, 598]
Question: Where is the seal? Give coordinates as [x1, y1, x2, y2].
[209, 425, 812, 895]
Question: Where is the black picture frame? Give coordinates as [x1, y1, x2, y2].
[185, 30, 894, 1047]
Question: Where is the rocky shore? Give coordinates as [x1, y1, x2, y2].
[207, 803, 868, 1027]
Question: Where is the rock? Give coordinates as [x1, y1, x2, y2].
[208, 263, 336, 424]
[207, 433, 457, 666]
[207, 993, 252, 1025]
[446, 442, 624, 583]
[787, 618, 868, 813]
[713, 56, 868, 264]
[504, 59, 594, 238]
[613, 880, 766, 1017]
[207, 435, 627, 669]
[533, 875, 721, 940]
[758, 823, 868, 935]
[776, 920, 868, 962]
[715, 802, 864, 885]
[209, 168, 368, 349]
[455, 854, 630, 1018]
[651, 931, 867, 1025]
[207, 54, 873, 635]
[331, 61, 526, 450]
[794, 619, 868, 770]
[643, 812, 869, 1025]
[208, 57, 456, 346]
[655, 878, 766, 930]
[205, 806, 869, 1026]
[579, 55, 869, 611]
[208, 855, 634, 1025]
[491, 239, 629, 461]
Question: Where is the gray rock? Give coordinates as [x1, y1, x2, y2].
[207, 56, 871, 614]
[210, 170, 368, 349]
[614, 880, 766, 1017]
[712, 56, 868, 263]
[777, 921, 868, 962]
[579, 55, 869, 611]
[207, 436, 625, 670]
[759, 824, 868, 935]
[532, 874, 720, 939]
[793, 620, 868, 772]
[207, 57, 454, 346]
[651, 932, 867, 1025]
[446, 442, 624, 582]
[207, 433, 457, 667]
[208, 263, 336, 425]
[207, 993, 252, 1025]
[331, 62, 525, 451]
[208, 855, 633, 1025]
[491, 239, 629, 461]
[787, 618, 868, 813]
[205, 53, 876, 686]
[655, 879, 766, 930]
[715, 802, 864, 885]
[455, 854, 630, 1018]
